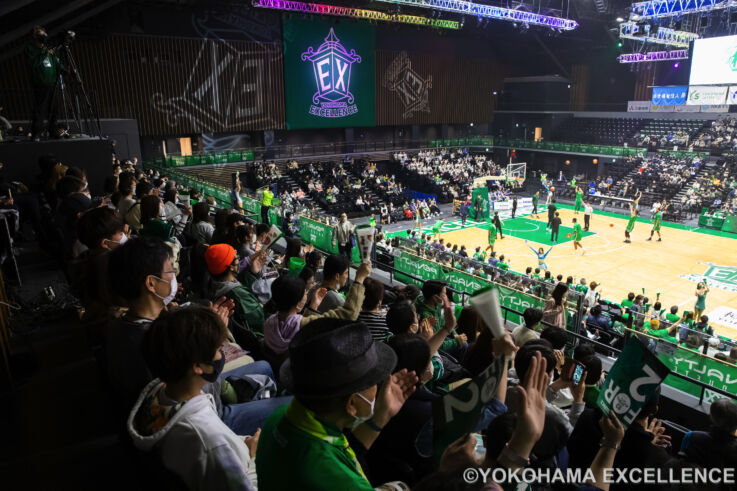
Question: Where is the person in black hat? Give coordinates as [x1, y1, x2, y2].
[256, 317, 419, 491]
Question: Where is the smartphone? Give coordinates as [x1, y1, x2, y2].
[561, 358, 585, 385]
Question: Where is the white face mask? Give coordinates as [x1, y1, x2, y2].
[351, 392, 376, 429]
[152, 275, 177, 305]
[106, 233, 128, 248]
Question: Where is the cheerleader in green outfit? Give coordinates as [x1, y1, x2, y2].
[647, 201, 668, 242]
[693, 281, 710, 321]
[574, 186, 584, 214]
[624, 202, 638, 243]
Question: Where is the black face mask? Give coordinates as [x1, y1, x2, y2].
[200, 349, 225, 383]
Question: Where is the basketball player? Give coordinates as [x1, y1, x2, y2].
[632, 190, 642, 212]
[624, 202, 638, 243]
[532, 191, 540, 218]
[647, 200, 668, 242]
[573, 186, 584, 215]
[572, 217, 585, 255]
[485, 222, 497, 254]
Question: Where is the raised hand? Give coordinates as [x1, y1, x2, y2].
[310, 287, 328, 310]
[438, 433, 479, 473]
[647, 417, 672, 448]
[355, 260, 372, 283]
[418, 317, 435, 339]
[515, 351, 550, 444]
[209, 296, 235, 327]
[599, 411, 625, 447]
[374, 369, 418, 426]
[492, 331, 518, 360]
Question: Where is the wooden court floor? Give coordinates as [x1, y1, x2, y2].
[435, 209, 737, 337]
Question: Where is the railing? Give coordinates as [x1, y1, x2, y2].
[150, 139, 437, 167]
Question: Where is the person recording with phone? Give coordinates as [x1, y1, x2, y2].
[25, 25, 65, 140]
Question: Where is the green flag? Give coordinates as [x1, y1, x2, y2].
[596, 337, 669, 429]
[432, 358, 505, 460]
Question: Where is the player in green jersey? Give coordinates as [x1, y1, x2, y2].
[572, 217, 586, 255]
[647, 201, 668, 242]
[485, 224, 497, 254]
[624, 202, 638, 243]
[574, 186, 584, 214]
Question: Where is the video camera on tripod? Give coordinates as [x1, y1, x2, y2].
[46, 28, 102, 139]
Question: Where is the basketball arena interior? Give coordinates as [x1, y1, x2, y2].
[2, 0, 737, 489]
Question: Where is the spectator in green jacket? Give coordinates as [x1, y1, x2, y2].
[256, 318, 418, 490]
[414, 280, 467, 357]
[205, 243, 267, 334]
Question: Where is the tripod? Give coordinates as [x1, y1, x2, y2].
[55, 41, 102, 139]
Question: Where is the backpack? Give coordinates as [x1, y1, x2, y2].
[225, 374, 277, 403]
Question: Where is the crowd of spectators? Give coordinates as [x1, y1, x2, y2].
[692, 117, 737, 153]
[679, 158, 737, 214]
[285, 160, 381, 218]
[6, 151, 737, 490]
[394, 149, 502, 203]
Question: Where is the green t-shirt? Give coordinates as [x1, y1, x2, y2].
[575, 190, 583, 202]
[573, 222, 583, 240]
[256, 400, 373, 491]
[25, 43, 63, 87]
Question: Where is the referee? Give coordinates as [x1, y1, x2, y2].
[584, 202, 593, 231]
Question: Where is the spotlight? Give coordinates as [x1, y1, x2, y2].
[616, 16, 625, 22]
[493, 91, 497, 95]
[617, 41, 623, 48]
[674, 62, 680, 68]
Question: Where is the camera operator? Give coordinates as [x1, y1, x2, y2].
[24, 25, 65, 141]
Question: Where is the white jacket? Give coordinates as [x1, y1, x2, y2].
[128, 379, 257, 490]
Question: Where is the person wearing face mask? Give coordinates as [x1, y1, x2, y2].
[263, 264, 369, 368]
[106, 237, 179, 412]
[307, 254, 351, 314]
[204, 243, 269, 335]
[75, 206, 128, 326]
[108, 238, 289, 435]
[128, 306, 260, 489]
[256, 318, 419, 491]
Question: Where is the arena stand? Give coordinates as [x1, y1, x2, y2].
[553, 117, 648, 146]
[2, 144, 737, 489]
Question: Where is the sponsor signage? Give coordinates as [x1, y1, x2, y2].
[627, 100, 651, 112]
[651, 86, 688, 105]
[687, 85, 728, 105]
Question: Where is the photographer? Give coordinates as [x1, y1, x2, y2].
[25, 25, 65, 140]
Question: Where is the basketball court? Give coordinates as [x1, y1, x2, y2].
[389, 207, 737, 337]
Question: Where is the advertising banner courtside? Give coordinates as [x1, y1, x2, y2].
[687, 85, 728, 105]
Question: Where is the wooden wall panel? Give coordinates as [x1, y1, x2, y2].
[376, 50, 503, 126]
[0, 35, 286, 136]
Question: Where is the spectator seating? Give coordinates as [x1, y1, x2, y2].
[553, 117, 648, 146]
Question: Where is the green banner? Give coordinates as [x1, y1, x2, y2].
[298, 216, 360, 262]
[656, 343, 737, 400]
[444, 268, 491, 303]
[597, 337, 670, 428]
[393, 251, 446, 287]
[283, 17, 376, 130]
[469, 188, 489, 221]
[432, 358, 505, 460]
